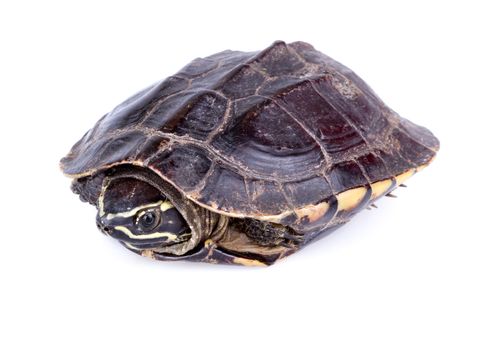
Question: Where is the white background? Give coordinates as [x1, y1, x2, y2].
[1, 1, 495, 349]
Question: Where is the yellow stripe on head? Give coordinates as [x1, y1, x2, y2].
[106, 200, 170, 220]
[160, 201, 174, 212]
[114, 225, 179, 240]
[98, 182, 110, 217]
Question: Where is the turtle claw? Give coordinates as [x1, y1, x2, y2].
[281, 231, 305, 248]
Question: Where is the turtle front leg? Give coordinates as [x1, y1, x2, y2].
[232, 218, 304, 248]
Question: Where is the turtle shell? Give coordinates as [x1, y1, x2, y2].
[61, 41, 439, 221]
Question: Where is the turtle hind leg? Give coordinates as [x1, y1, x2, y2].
[232, 218, 303, 248]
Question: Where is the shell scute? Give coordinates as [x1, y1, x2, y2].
[220, 64, 266, 99]
[246, 179, 291, 215]
[197, 165, 251, 214]
[257, 75, 305, 97]
[174, 92, 228, 140]
[252, 41, 305, 76]
[149, 145, 212, 191]
[312, 77, 389, 137]
[140, 90, 196, 131]
[276, 79, 366, 155]
[211, 100, 325, 179]
[104, 77, 190, 134]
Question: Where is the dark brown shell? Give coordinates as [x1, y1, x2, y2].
[61, 41, 439, 219]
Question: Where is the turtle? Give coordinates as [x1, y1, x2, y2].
[60, 41, 439, 266]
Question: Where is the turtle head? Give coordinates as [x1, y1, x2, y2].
[96, 176, 193, 251]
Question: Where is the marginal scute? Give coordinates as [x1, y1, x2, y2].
[356, 153, 390, 182]
[70, 172, 106, 205]
[399, 118, 440, 150]
[392, 128, 436, 167]
[327, 160, 369, 193]
[376, 149, 414, 175]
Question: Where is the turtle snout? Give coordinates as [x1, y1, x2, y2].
[96, 218, 112, 235]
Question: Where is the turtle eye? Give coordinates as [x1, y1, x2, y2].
[138, 210, 160, 232]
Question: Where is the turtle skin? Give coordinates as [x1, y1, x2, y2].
[61, 41, 439, 265]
